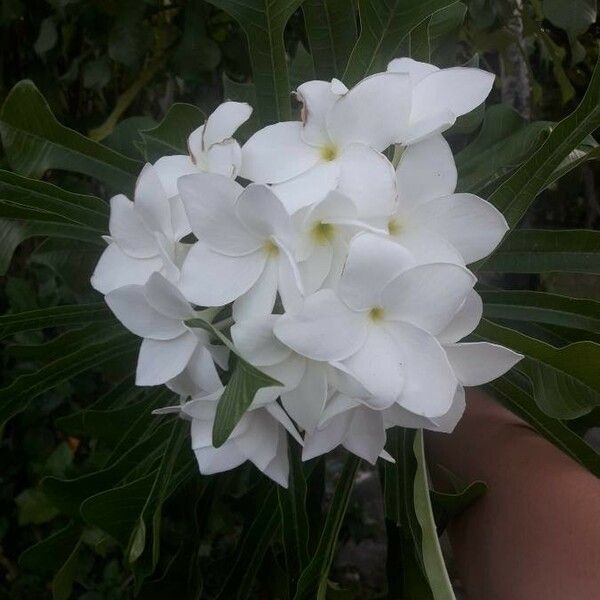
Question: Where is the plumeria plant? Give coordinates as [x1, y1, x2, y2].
[1, 1, 599, 598]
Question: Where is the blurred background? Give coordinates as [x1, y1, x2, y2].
[0, 1, 597, 597]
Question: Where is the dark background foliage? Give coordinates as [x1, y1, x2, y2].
[0, 0, 598, 598]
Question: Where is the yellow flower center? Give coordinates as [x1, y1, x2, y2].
[311, 221, 336, 244]
[388, 218, 403, 236]
[320, 143, 339, 162]
[263, 239, 279, 257]
[369, 306, 385, 322]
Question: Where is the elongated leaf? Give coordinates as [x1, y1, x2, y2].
[303, 0, 357, 78]
[52, 537, 83, 600]
[343, 0, 458, 85]
[478, 229, 600, 274]
[488, 55, 600, 227]
[0, 333, 138, 426]
[456, 105, 552, 194]
[430, 478, 486, 532]
[481, 290, 600, 333]
[412, 431, 455, 599]
[475, 319, 600, 419]
[0, 303, 111, 340]
[0, 80, 140, 191]
[278, 443, 310, 597]
[0, 169, 108, 229]
[216, 485, 280, 600]
[486, 375, 600, 477]
[138, 103, 206, 162]
[205, 0, 303, 124]
[294, 455, 360, 600]
[19, 522, 82, 574]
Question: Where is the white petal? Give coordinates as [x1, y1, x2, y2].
[412, 194, 508, 264]
[179, 242, 265, 306]
[168, 346, 222, 397]
[343, 408, 386, 464]
[261, 430, 290, 487]
[136, 331, 198, 385]
[272, 160, 340, 213]
[205, 139, 242, 177]
[203, 101, 253, 148]
[412, 67, 494, 123]
[296, 80, 339, 146]
[231, 315, 292, 366]
[277, 246, 305, 314]
[381, 263, 476, 335]
[274, 289, 368, 362]
[395, 135, 457, 210]
[402, 110, 455, 145]
[387, 57, 439, 83]
[169, 195, 192, 240]
[339, 233, 414, 310]
[338, 144, 397, 218]
[326, 72, 412, 151]
[302, 412, 352, 461]
[235, 184, 294, 242]
[241, 121, 321, 183]
[265, 402, 304, 445]
[392, 227, 464, 266]
[153, 155, 196, 198]
[91, 243, 163, 294]
[194, 443, 246, 474]
[234, 411, 279, 470]
[105, 284, 185, 339]
[258, 353, 306, 402]
[232, 257, 279, 320]
[445, 342, 523, 386]
[109, 194, 156, 258]
[437, 290, 483, 344]
[387, 322, 458, 417]
[299, 243, 333, 293]
[430, 385, 466, 433]
[134, 164, 173, 239]
[334, 326, 404, 408]
[144, 272, 193, 320]
[178, 173, 260, 256]
[281, 362, 328, 432]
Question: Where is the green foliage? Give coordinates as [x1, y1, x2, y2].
[0, 0, 598, 598]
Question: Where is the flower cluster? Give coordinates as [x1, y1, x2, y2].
[92, 58, 522, 487]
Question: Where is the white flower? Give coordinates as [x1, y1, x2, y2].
[231, 315, 329, 433]
[153, 101, 253, 196]
[161, 391, 302, 487]
[387, 57, 495, 144]
[105, 272, 221, 387]
[275, 233, 474, 416]
[91, 164, 189, 294]
[241, 75, 412, 212]
[387, 135, 508, 265]
[178, 173, 303, 320]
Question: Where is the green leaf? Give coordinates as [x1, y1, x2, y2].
[488, 54, 600, 228]
[342, 0, 459, 86]
[486, 374, 600, 477]
[475, 319, 600, 419]
[205, 0, 303, 124]
[478, 229, 600, 274]
[52, 537, 83, 600]
[0, 332, 138, 426]
[430, 476, 486, 532]
[212, 355, 282, 447]
[138, 103, 206, 162]
[15, 488, 59, 525]
[0, 81, 140, 191]
[302, 0, 357, 79]
[542, 0, 596, 37]
[104, 116, 157, 159]
[480, 290, 600, 333]
[0, 303, 111, 340]
[455, 104, 552, 194]
[294, 455, 360, 600]
[19, 522, 82, 574]
[216, 485, 280, 600]
[278, 443, 310, 597]
[412, 431, 455, 599]
[34, 16, 58, 56]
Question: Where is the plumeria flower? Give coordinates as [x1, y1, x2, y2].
[178, 173, 303, 320]
[386, 57, 495, 144]
[105, 272, 222, 387]
[275, 233, 475, 416]
[91, 164, 189, 294]
[153, 101, 253, 196]
[231, 315, 329, 433]
[241, 75, 412, 212]
[156, 390, 303, 487]
[388, 135, 508, 265]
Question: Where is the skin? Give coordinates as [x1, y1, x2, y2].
[425, 388, 600, 600]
